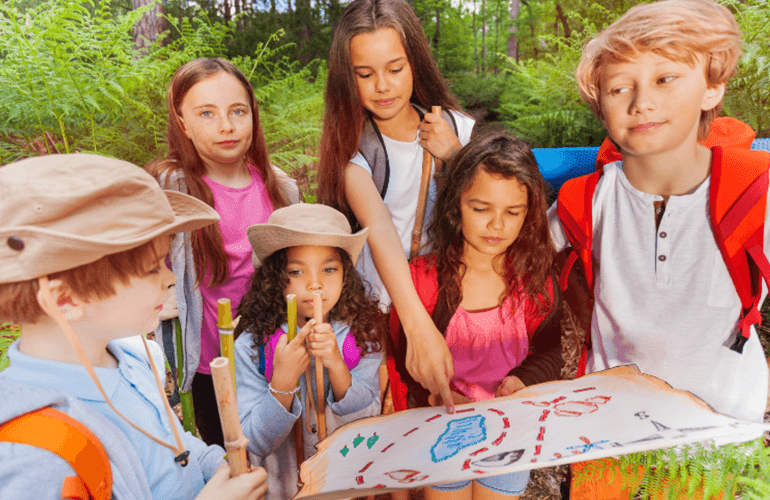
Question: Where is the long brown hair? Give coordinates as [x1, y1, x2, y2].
[429, 132, 556, 315]
[317, 0, 461, 222]
[235, 247, 384, 354]
[145, 58, 288, 287]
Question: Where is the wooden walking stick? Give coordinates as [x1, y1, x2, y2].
[313, 290, 327, 440]
[410, 105, 442, 259]
[210, 357, 250, 476]
[286, 294, 305, 466]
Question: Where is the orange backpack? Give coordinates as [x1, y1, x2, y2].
[557, 143, 770, 377]
[0, 407, 112, 500]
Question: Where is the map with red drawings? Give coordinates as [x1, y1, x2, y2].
[296, 365, 770, 500]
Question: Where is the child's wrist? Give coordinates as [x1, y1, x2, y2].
[268, 382, 300, 396]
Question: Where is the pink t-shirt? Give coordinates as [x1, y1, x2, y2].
[198, 165, 274, 375]
[445, 296, 529, 402]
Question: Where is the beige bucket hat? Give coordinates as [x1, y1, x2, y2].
[247, 203, 369, 266]
[0, 153, 220, 284]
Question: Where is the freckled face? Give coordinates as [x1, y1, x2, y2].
[350, 28, 415, 128]
[178, 71, 253, 174]
[460, 168, 529, 260]
[598, 51, 724, 159]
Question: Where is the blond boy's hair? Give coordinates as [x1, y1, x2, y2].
[576, 0, 741, 140]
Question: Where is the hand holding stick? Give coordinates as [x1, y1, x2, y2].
[411, 105, 442, 259]
[313, 290, 327, 440]
[210, 357, 250, 477]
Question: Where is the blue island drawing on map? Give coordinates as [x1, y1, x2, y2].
[430, 415, 487, 462]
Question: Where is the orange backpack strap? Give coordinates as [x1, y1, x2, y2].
[709, 146, 770, 353]
[556, 171, 603, 292]
[556, 171, 603, 378]
[0, 407, 112, 500]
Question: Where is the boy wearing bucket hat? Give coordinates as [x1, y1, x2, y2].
[233, 203, 385, 500]
[0, 154, 267, 500]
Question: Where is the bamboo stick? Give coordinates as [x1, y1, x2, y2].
[210, 357, 250, 476]
[410, 105, 442, 259]
[286, 294, 305, 467]
[313, 290, 327, 440]
[217, 298, 237, 389]
[174, 317, 196, 434]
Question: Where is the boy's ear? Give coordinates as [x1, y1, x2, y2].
[702, 83, 726, 112]
[37, 279, 84, 321]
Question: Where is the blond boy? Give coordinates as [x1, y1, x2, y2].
[547, 1, 769, 496]
[0, 154, 267, 500]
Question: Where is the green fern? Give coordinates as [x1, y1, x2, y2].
[580, 439, 770, 499]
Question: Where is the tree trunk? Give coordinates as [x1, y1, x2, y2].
[473, 7, 479, 74]
[233, 0, 242, 30]
[297, 0, 312, 65]
[507, 0, 520, 63]
[555, 2, 572, 40]
[132, 0, 166, 51]
[433, 7, 440, 53]
[481, 0, 486, 72]
[223, 0, 230, 23]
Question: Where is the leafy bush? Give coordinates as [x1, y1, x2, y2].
[0, 0, 228, 165]
[0, 323, 19, 372]
[231, 31, 326, 199]
[0, 0, 325, 198]
[722, 0, 770, 138]
[490, 0, 770, 148]
[574, 439, 770, 499]
[451, 73, 509, 114]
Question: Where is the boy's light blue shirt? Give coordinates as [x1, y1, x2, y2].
[2, 337, 225, 500]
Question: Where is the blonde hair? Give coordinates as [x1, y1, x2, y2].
[576, 0, 741, 139]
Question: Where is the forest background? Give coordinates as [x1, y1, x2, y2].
[1, 0, 769, 374]
[2, 2, 770, 496]
[1, 0, 768, 176]
[1, 0, 769, 364]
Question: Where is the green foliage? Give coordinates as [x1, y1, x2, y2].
[573, 439, 770, 499]
[493, 24, 605, 147]
[451, 73, 508, 113]
[0, 0, 230, 165]
[230, 31, 326, 198]
[722, 0, 770, 138]
[0, 323, 20, 372]
[0, 0, 324, 197]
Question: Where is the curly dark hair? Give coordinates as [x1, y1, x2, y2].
[235, 247, 385, 355]
[428, 131, 556, 315]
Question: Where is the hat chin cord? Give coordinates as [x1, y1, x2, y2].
[37, 276, 190, 466]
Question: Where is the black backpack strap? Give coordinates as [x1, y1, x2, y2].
[359, 112, 390, 199]
[443, 108, 458, 136]
[161, 319, 180, 407]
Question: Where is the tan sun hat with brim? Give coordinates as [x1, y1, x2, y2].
[247, 203, 369, 267]
[0, 153, 220, 284]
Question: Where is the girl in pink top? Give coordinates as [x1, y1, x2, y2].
[146, 58, 297, 447]
[390, 132, 563, 500]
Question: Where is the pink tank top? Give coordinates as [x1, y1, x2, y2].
[444, 296, 529, 402]
[198, 165, 274, 374]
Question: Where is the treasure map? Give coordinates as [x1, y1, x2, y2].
[296, 365, 770, 499]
